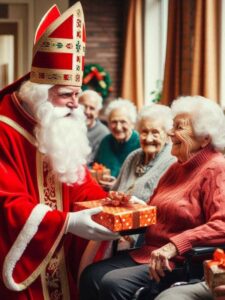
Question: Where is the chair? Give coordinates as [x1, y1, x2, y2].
[113, 229, 225, 299]
[132, 245, 225, 300]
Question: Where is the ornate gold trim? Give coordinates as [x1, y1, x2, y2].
[58, 248, 71, 300]
[31, 2, 85, 86]
[30, 67, 83, 86]
[31, 67, 81, 75]
[38, 38, 78, 54]
[36, 152, 70, 299]
[0, 116, 70, 297]
[33, 2, 84, 56]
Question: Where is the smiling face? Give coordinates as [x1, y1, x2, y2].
[79, 94, 99, 128]
[108, 108, 133, 142]
[139, 118, 168, 163]
[169, 113, 207, 162]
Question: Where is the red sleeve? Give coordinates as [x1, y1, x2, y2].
[70, 166, 108, 202]
[170, 166, 225, 254]
[67, 167, 108, 281]
[0, 123, 67, 291]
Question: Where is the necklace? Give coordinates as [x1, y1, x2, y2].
[135, 163, 151, 177]
[135, 154, 152, 177]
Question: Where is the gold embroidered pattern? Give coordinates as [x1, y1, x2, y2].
[42, 158, 58, 210]
[45, 253, 63, 300]
[37, 153, 69, 300]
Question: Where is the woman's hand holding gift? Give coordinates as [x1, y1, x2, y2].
[104, 191, 146, 207]
[99, 175, 116, 189]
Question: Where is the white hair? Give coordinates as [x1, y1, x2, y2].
[79, 90, 103, 110]
[171, 96, 225, 151]
[19, 80, 53, 112]
[19, 80, 91, 185]
[104, 98, 137, 123]
[136, 104, 173, 133]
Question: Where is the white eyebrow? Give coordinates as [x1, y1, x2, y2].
[58, 88, 74, 94]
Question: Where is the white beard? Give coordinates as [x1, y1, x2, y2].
[19, 81, 91, 185]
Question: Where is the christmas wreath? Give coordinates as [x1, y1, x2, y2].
[82, 63, 112, 99]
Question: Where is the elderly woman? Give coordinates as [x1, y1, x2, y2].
[94, 98, 140, 177]
[78, 104, 176, 272]
[79, 96, 225, 300]
[79, 90, 109, 165]
[110, 104, 176, 201]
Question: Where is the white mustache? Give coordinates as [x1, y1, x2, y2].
[37, 103, 86, 127]
[53, 107, 72, 118]
[52, 106, 87, 133]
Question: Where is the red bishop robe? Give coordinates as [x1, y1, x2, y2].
[0, 92, 107, 299]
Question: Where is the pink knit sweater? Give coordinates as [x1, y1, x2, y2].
[131, 145, 225, 264]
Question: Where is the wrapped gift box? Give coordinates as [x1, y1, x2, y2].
[204, 249, 225, 294]
[73, 200, 156, 232]
[90, 163, 111, 183]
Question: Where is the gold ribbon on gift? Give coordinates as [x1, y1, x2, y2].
[99, 202, 143, 230]
[132, 210, 140, 229]
[74, 200, 156, 232]
[102, 191, 131, 208]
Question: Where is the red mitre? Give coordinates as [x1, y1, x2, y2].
[0, 2, 85, 100]
[30, 1, 86, 87]
[0, 4, 60, 99]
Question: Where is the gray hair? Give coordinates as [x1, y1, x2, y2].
[79, 90, 103, 110]
[104, 98, 137, 123]
[136, 104, 173, 133]
[171, 96, 225, 151]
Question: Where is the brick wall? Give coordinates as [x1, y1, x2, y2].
[70, 0, 128, 101]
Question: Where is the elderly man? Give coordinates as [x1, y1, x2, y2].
[79, 90, 109, 165]
[0, 3, 117, 299]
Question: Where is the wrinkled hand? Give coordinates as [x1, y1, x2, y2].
[108, 190, 126, 199]
[117, 236, 134, 251]
[149, 242, 178, 282]
[214, 285, 225, 300]
[99, 175, 116, 189]
[66, 207, 120, 241]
